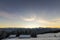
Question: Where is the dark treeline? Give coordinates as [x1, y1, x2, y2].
[0, 28, 60, 40]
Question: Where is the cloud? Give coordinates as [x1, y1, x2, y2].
[36, 18, 60, 24]
[0, 12, 12, 19]
[21, 17, 36, 21]
[36, 19, 49, 24]
[0, 11, 60, 28]
[48, 18, 60, 27]
[20, 13, 36, 21]
[35, 18, 60, 27]
[0, 11, 20, 20]
[0, 11, 37, 22]
[51, 18, 60, 23]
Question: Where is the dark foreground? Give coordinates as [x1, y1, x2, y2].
[2, 33, 60, 40]
[0, 28, 60, 40]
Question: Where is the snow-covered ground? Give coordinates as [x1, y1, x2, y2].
[2, 32, 60, 40]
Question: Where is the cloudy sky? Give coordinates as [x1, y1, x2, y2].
[0, 0, 60, 28]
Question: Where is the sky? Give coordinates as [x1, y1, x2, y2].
[0, 0, 60, 28]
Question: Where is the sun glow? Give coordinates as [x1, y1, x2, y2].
[21, 23, 40, 28]
[0, 18, 60, 28]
